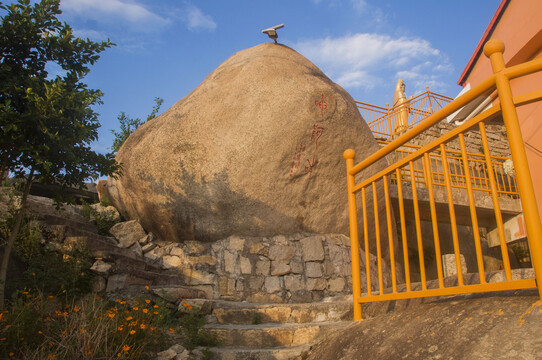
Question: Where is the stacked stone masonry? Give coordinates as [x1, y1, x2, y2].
[144, 233, 359, 303]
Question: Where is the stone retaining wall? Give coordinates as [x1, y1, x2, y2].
[143, 233, 387, 303]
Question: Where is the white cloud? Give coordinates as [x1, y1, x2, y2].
[294, 33, 452, 93]
[180, 4, 217, 32]
[350, 0, 367, 13]
[61, 0, 169, 30]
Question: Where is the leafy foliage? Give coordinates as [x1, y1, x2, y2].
[178, 300, 221, 351]
[0, 0, 120, 308]
[0, 0, 120, 185]
[0, 292, 179, 359]
[110, 97, 164, 153]
[81, 202, 121, 236]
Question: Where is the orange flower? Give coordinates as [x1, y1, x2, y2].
[153, 305, 159, 308]
[73, 306, 81, 312]
[79, 329, 85, 334]
[48, 355, 55, 359]
[133, 307, 139, 311]
[145, 299, 151, 304]
[126, 316, 133, 321]
[153, 311, 159, 315]
[0, 338, 5, 341]
[142, 309, 148, 314]
[9, 353, 14, 357]
[107, 312, 116, 319]
[123, 345, 130, 352]
[144, 285, 149, 290]
[140, 324, 146, 329]
[169, 328, 175, 333]
[118, 326, 124, 331]
[38, 330, 43, 334]
[129, 330, 136, 335]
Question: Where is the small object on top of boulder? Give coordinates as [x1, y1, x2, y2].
[104, 43, 392, 254]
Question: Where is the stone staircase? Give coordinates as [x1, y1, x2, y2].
[204, 297, 354, 360]
[35, 211, 184, 292]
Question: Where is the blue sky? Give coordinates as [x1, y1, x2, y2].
[7, 0, 501, 153]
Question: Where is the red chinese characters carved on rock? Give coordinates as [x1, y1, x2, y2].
[315, 93, 332, 120]
[289, 143, 307, 177]
[311, 124, 325, 150]
[289, 124, 325, 178]
[304, 155, 318, 178]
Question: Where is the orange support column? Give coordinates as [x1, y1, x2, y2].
[344, 149, 363, 320]
[484, 39, 542, 300]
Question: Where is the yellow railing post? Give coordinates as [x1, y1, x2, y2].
[386, 103, 392, 138]
[484, 39, 542, 299]
[344, 149, 363, 320]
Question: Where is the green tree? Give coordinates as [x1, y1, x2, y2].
[0, 0, 120, 307]
[110, 97, 164, 153]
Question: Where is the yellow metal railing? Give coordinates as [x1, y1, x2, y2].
[357, 88, 453, 139]
[344, 39, 542, 321]
[378, 140, 519, 199]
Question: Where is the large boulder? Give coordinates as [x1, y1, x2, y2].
[106, 43, 390, 245]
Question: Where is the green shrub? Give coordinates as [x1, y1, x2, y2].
[178, 300, 220, 352]
[0, 291, 179, 359]
[81, 202, 120, 236]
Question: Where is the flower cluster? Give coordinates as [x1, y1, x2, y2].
[0, 290, 177, 359]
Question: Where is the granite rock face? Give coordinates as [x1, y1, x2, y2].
[106, 43, 388, 244]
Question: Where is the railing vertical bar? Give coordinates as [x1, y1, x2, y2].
[486, 39, 542, 299]
[459, 133, 486, 284]
[482, 159, 490, 195]
[383, 175, 397, 293]
[423, 153, 444, 288]
[440, 144, 464, 285]
[427, 87, 434, 114]
[372, 181, 384, 294]
[343, 150, 363, 320]
[362, 187, 371, 297]
[410, 160, 426, 289]
[396, 168, 411, 291]
[479, 122, 512, 280]
[386, 103, 393, 139]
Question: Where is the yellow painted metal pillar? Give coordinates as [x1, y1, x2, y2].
[344, 149, 363, 320]
[484, 39, 542, 299]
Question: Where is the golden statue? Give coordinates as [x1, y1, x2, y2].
[392, 79, 411, 134]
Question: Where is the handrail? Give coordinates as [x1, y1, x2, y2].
[376, 140, 519, 199]
[344, 39, 542, 321]
[356, 88, 453, 139]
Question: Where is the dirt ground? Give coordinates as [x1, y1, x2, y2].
[305, 289, 542, 360]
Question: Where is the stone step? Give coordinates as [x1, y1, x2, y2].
[211, 298, 353, 325]
[204, 321, 352, 348]
[209, 345, 311, 360]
